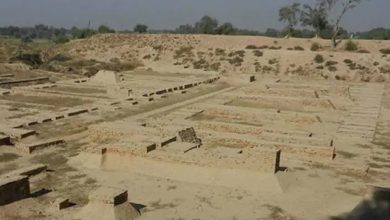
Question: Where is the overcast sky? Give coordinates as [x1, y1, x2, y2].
[0, 0, 389, 32]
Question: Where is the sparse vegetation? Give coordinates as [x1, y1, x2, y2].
[174, 46, 194, 59]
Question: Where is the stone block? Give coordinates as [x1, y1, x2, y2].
[6, 164, 47, 177]
[89, 187, 128, 205]
[16, 138, 64, 154]
[0, 175, 30, 205]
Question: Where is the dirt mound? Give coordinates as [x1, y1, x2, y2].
[44, 33, 390, 82]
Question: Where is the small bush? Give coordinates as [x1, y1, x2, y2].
[54, 36, 70, 44]
[325, 61, 338, 66]
[152, 45, 163, 51]
[344, 40, 358, 51]
[268, 58, 278, 65]
[174, 46, 193, 59]
[373, 61, 379, 66]
[294, 46, 304, 51]
[343, 59, 353, 64]
[314, 54, 324, 63]
[215, 48, 226, 56]
[228, 56, 244, 66]
[193, 59, 208, 69]
[245, 45, 258, 50]
[357, 49, 370, 53]
[310, 42, 321, 51]
[143, 54, 151, 59]
[335, 75, 346, 80]
[236, 50, 245, 57]
[269, 46, 282, 50]
[379, 48, 390, 55]
[328, 66, 338, 72]
[209, 62, 221, 71]
[228, 50, 245, 58]
[253, 50, 263, 57]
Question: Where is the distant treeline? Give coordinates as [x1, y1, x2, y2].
[0, 16, 389, 44]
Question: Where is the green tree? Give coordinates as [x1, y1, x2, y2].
[98, 25, 115, 33]
[195, 16, 219, 34]
[133, 24, 148, 33]
[319, 0, 365, 47]
[278, 3, 301, 38]
[216, 22, 235, 35]
[300, 4, 328, 38]
[175, 24, 196, 34]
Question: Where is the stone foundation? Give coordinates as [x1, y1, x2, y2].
[0, 175, 30, 205]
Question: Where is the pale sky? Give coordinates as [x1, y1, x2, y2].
[0, 0, 389, 32]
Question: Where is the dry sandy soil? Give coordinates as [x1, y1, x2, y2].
[0, 34, 389, 220]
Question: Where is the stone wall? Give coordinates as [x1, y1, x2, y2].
[0, 175, 30, 205]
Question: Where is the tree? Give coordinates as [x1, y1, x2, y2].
[264, 28, 281, 38]
[98, 25, 115, 33]
[73, 29, 96, 39]
[195, 16, 219, 34]
[216, 22, 235, 35]
[278, 3, 301, 38]
[175, 24, 196, 34]
[300, 4, 328, 38]
[133, 24, 148, 33]
[319, 0, 365, 47]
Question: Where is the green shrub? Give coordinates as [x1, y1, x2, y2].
[314, 54, 324, 63]
[344, 40, 358, 51]
[310, 42, 321, 51]
[53, 36, 70, 44]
